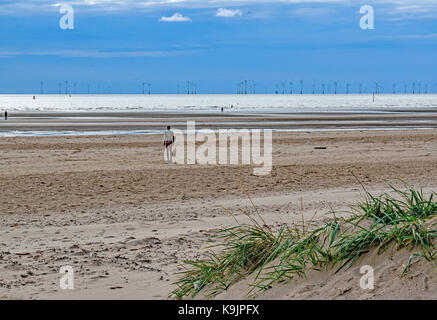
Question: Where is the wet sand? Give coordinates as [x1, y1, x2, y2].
[2, 110, 437, 132]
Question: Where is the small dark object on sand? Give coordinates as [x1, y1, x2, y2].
[314, 147, 327, 150]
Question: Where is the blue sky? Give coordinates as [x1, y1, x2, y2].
[0, 0, 436, 94]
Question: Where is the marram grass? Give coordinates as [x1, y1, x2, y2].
[171, 186, 437, 300]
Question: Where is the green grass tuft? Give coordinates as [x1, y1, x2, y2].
[171, 186, 437, 300]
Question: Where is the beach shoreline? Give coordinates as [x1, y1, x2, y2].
[2, 109, 437, 135]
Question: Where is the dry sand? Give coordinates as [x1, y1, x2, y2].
[0, 129, 436, 299]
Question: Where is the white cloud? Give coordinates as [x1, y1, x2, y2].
[380, 33, 437, 40]
[2, 0, 437, 20]
[0, 49, 198, 58]
[159, 12, 191, 22]
[216, 8, 243, 17]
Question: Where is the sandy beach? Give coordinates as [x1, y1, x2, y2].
[0, 116, 436, 299]
[3, 0, 437, 306]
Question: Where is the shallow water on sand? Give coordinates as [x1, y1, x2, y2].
[1, 94, 437, 136]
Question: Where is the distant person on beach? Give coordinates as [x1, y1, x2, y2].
[163, 125, 175, 164]
[4, 110, 7, 120]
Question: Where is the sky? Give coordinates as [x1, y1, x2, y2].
[0, 0, 436, 94]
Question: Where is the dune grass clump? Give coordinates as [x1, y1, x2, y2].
[171, 186, 437, 300]
[172, 224, 297, 299]
[358, 186, 437, 224]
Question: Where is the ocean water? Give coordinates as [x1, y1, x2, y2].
[1, 94, 437, 112]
